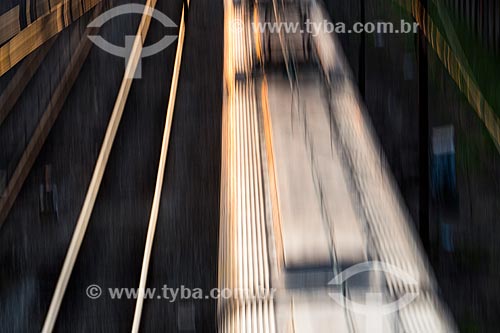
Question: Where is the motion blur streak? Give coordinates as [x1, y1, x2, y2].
[218, 0, 457, 332]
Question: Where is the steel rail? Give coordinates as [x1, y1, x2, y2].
[41, 0, 162, 331]
[131, 1, 189, 331]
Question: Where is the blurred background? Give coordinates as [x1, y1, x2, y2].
[0, 0, 499, 332]
[326, 0, 500, 331]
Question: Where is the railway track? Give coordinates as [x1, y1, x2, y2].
[0, 0, 222, 331]
[40, 0, 189, 330]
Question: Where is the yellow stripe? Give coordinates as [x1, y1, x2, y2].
[260, 77, 284, 273]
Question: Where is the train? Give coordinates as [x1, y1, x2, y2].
[220, 0, 456, 331]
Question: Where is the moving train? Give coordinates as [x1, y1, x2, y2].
[219, 0, 456, 331]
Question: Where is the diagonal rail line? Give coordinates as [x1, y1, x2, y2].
[41, 1, 164, 331]
[131, 1, 189, 331]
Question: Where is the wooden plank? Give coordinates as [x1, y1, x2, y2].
[26, 0, 32, 25]
[0, 0, 102, 77]
[84, 0, 101, 12]
[0, 4, 64, 77]
[36, 0, 50, 18]
[0, 6, 21, 45]
[0, 36, 56, 126]
[49, 0, 64, 8]
[70, 0, 83, 20]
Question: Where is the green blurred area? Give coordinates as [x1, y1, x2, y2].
[441, 6, 500, 117]
[420, 0, 499, 117]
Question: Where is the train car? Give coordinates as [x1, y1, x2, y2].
[219, 0, 457, 331]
